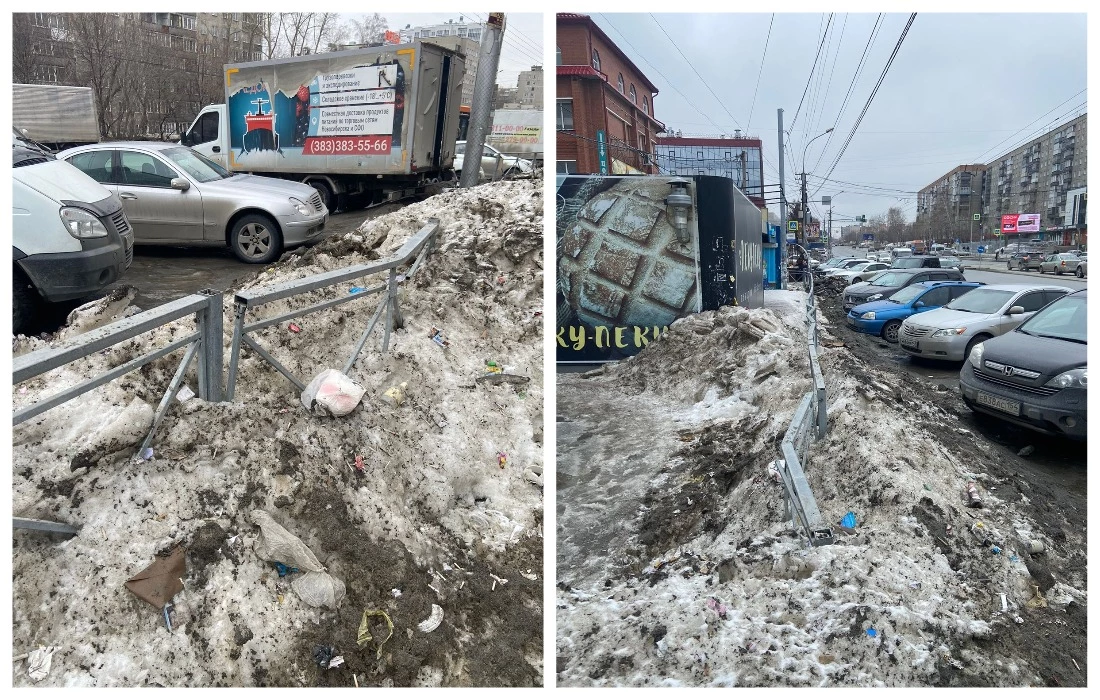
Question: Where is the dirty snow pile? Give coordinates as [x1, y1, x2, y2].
[557, 289, 1085, 686]
[12, 179, 544, 687]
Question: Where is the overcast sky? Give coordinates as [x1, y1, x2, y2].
[590, 12, 1087, 228]
[349, 12, 543, 87]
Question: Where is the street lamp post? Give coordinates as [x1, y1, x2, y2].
[801, 128, 833, 247]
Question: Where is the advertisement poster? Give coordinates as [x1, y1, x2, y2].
[557, 175, 763, 362]
[228, 58, 406, 161]
[1001, 213, 1041, 234]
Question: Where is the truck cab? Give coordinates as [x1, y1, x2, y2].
[182, 105, 228, 169]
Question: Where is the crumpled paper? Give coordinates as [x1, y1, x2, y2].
[27, 646, 59, 682]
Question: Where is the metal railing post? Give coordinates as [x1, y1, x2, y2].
[382, 268, 397, 351]
[225, 302, 248, 402]
[196, 289, 223, 402]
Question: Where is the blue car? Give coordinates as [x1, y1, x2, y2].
[847, 281, 982, 343]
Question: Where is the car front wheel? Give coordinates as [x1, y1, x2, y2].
[881, 320, 902, 343]
[12, 267, 39, 335]
[1076, 266, 1084, 278]
[230, 213, 283, 264]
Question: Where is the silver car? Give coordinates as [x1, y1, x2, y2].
[898, 284, 1072, 361]
[57, 142, 328, 264]
[1038, 253, 1081, 275]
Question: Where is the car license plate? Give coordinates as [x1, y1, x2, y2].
[975, 391, 1021, 416]
[900, 341, 919, 352]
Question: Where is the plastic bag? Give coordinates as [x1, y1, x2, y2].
[249, 510, 345, 609]
[301, 369, 366, 417]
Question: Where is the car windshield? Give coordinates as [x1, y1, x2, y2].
[869, 272, 912, 287]
[888, 285, 926, 304]
[823, 257, 847, 267]
[1016, 294, 1087, 344]
[850, 262, 872, 271]
[944, 288, 1014, 314]
[160, 147, 231, 182]
[892, 258, 927, 268]
[940, 257, 959, 264]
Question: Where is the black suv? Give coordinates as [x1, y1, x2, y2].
[891, 255, 941, 269]
[842, 268, 966, 311]
[960, 289, 1086, 439]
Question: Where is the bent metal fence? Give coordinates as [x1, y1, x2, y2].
[775, 245, 834, 547]
[12, 290, 223, 534]
[225, 219, 440, 400]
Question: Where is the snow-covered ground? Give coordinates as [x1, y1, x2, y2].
[12, 180, 544, 687]
[556, 289, 1086, 686]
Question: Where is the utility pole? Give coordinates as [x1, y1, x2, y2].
[777, 108, 787, 290]
[801, 171, 810, 248]
[459, 13, 506, 188]
[828, 204, 833, 255]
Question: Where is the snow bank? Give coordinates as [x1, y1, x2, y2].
[12, 180, 544, 687]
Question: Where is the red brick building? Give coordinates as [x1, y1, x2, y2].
[556, 13, 664, 175]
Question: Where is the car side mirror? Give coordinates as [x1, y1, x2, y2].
[170, 177, 190, 191]
[914, 301, 925, 308]
[1007, 305, 1025, 315]
[180, 131, 192, 146]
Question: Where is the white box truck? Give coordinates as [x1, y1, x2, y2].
[181, 42, 466, 211]
[12, 84, 101, 151]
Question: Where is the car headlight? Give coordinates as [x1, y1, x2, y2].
[59, 207, 109, 239]
[860, 311, 876, 320]
[290, 197, 311, 216]
[868, 293, 883, 301]
[1046, 367, 1086, 389]
[967, 341, 985, 368]
[931, 327, 967, 337]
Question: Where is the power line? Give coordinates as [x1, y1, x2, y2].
[814, 13, 917, 196]
[812, 13, 848, 138]
[972, 90, 1086, 163]
[787, 13, 833, 134]
[746, 13, 774, 129]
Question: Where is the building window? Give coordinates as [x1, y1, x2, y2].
[617, 73, 624, 93]
[591, 48, 600, 71]
[557, 161, 578, 175]
[642, 96, 649, 115]
[555, 46, 562, 65]
[697, 169, 706, 175]
[668, 150, 675, 158]
[556, 99, 574, 130]
[468, 28, 481, 41]
[697, 151, 703, 160]
[725, 152, 732, 160]
[629, 84, 637, 104]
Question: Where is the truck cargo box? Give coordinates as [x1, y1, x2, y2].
[222, 41, 465, 177]
[13, 84, 100, 147]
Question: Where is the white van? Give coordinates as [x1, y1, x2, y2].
[12, 146, 134, 333]
[930, 243, 947, 254]
[891, 247, 913, 261]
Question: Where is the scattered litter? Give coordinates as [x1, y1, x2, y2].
[497, 452, 508, 469]
[26, 646, 59, 682]
[391, 588, 402, 598]
[475, 371, 531, 386]
[923, 484, 932, 491]
[176, 385, 195, 403]
[125, 546, 185, 609]
[381, 382, 408, 406]
[1014, 615, 1024, 624]
[991, 545, 1002, 555]
[162, 603, 174, 632]
[274, 562, 299, 578]
[250, 510, 345, 609]
[349, 286, 366, 294]
[706, 597, 728, 619]
[18, 386, 27, 394]
[965, 481, 983, 508]
[429, 326, 451, 348]
[840, 512, 857, 529]
[1000, 593, 1009, 612]
[417, 604, 444, 633]
[312, 645, 339, 668]
[1009, 554, 1020, 562]
[909, 582, 922, 590]
[497, 275, 506, 285]
[357, 609, 394, 658]
[288, 323, 302, 334]
[1017, 445, 1035, 457]
[970, 521, 991, 546]
[520, 570, 538, 581]
[135, 447, 155, 463]
[300, 369, 366, 417]
[490, 573, 508, 591]
[866, 628, 878, 638]
[1029, 539, 1045, 554]
[353, 455, 366, 475]
[1026, 586, 1048, 609]
[1072, 658, 1081, 672]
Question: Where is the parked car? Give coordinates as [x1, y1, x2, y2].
[891, 247, 914, 261]
[899, 284, 1072, 362]
[938, 255, 965, 272]
[1006, 250, 1044, 271]
[57, 142, 328, 264]
[12, 146, 134, 334]
[891, 255, 941, 269]
[1038, 253, 1081, 275]
[959, 289, 1086, 439]
[454, 141, 532, 180]
[843, 268, 966, 311]
[1076, 258, 1087, 278]
[829, 258, 872, 272]
[847, 281, 981, 343]
[814, 255, 857, 276]
[829, 261, 890, 284]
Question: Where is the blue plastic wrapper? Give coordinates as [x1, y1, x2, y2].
[866, 627, 877, 638]
[274, 561, 299, 577]
[350, 287, 366, 294]
[841, 512, 857, 529]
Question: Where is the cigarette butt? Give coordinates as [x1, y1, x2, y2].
[1000, 593, 1008, 612]
[1072, 658, 1080, 671]
[353, 674, 359, 687]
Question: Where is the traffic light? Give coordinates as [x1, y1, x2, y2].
[858, 215, 867, 223]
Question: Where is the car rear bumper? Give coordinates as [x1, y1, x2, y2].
[959, 363, 1086, 439]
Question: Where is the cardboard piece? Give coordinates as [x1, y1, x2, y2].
[125, 547, 185, 608]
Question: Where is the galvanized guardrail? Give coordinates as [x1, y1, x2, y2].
[12, 290, 223, 534]
[225, 219, 440, 399]
[775, 244, 834, 547]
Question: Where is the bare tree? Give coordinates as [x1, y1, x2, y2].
[263, 12, 343, 57]
[886, 206, 907, 242]
[63, 13, 139, 138]
[350, 13, 389, 45]
[12, 14, 40, 83]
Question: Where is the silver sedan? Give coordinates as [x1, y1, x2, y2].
[1038, 253, 1081, 276]
[57, 142, 328, 264]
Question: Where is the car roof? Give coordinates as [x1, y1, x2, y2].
[972, 283, 1073, 293]
[61, 141, 180, 154]
[912, 280, 981, 288]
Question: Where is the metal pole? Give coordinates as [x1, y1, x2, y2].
[197, 289, 223, 403]
[458, 13, 506, 188]
[802, 172, 810, 248]
[777, 109, 787, 290]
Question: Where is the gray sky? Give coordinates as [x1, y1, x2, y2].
[350, 12, 543, 87]
[590, 12, 1086, 229]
